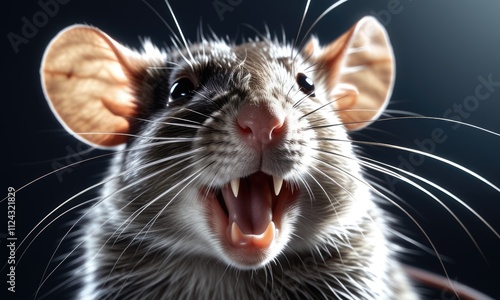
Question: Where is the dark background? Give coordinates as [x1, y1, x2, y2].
[2, 0, 500, 299]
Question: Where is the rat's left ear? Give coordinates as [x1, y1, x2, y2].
[304, 16, 394, 130]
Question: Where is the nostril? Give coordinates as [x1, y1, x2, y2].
[264, 119, 285, 142]
[236, 102, 286, 148]
[237, 121, 254, 135]
[270, 120, 285, 135]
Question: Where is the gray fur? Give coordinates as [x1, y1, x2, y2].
[77, 38, 418, 299]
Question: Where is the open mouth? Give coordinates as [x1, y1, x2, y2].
[203, 171, 298, 255]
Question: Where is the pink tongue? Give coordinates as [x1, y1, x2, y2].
[222, 173, 273, 235]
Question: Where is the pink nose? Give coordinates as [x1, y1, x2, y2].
[236, 102, 286, 149]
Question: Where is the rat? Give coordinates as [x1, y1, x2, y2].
[37, 2, 497, 299]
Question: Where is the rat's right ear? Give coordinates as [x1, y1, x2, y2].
[41, 25, 163, 148]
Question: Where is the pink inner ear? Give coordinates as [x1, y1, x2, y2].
[331, 84, 360, 130]
[101, 88, 139, 120]
[332, 84, 358, 110]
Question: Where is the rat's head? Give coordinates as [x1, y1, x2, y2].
[41, 17, 394, 269]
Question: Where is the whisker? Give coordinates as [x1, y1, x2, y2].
[302, 167, 337, 208]
[16, 147, 202, 265]
[192, 90, 225, 113]
[36, 261, 84, 300]
[71, 131, 201, 141]
[33, 197, 98, 298]
[364, 177, 423, 219]
[33, 152, 200, 294]
[2, 151, 115, 199]
[128, 111, 219, 131]
[296, 173, 315, 202]
[309, 156, 377, 238]
[381, 109, 423, 117]
[295, 0, 350, 57]
[316, 137, 500, 193]
[143, 161, 213, 235]
[183, 107, 223, 122]
[113, 155, 199, 239]
[308, 116, 500, 138]
[314, 146, 500, 298]
[307, 160, 357, 210]
[44, 157, 194, 294]
[299, 94, 349, 120]
[147, 60, 182, 68]
[302, 61, 325, 73]
[114, 163, 213, 290]
[8, 136, 194, 203]
[315, 146, 499, 257]
[240, 23, 272, 43]
[357, 156, 487, 258]
[292, 80, 332, 109]
[167, 36, 194, 71]
[292, 91, 312, 109]
[308, 148, 457, 297]
[360, 154, 499, 238]
[163, 0, 195, 67]
[291, 0, 311, 63]
[113, 155, 212, 245]
[141, 0, 182, 47]
[390, 229, 451, 260]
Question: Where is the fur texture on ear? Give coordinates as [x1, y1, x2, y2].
[304, 16, 395, 130]
[40, 25, 164, 148]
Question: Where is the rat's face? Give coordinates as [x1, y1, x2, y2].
[123, 41, 341, 268]
[40, 17, 394, 269]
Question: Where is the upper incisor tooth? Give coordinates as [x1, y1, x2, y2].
[273, 176, 283, 196]
[230, 178, 240, 198]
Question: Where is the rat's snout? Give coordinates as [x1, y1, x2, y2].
[236, 102, 286, 149]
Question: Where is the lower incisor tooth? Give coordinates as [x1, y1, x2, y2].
[253, 222, 275, 249]
[231, 222, 246, 246]
[230, 222, 276, 249]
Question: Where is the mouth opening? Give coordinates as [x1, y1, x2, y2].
[204, 171, 298, 252]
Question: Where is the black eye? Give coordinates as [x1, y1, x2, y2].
[169, 78, 195, 105]
[296, 73, 315, 97]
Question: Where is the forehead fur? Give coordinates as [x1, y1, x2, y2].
[164, 38, 301, 91]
